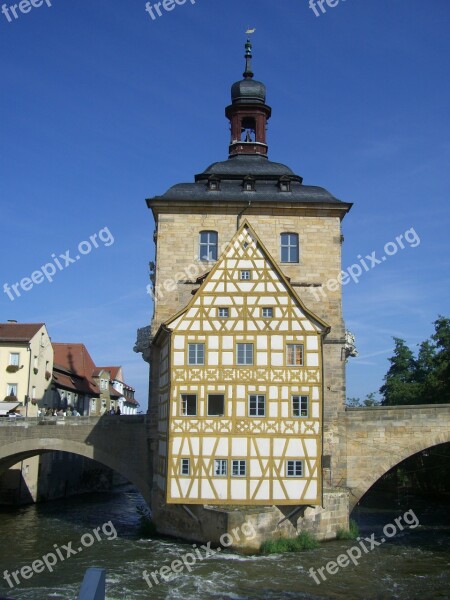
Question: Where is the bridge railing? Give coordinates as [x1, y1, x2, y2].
[0, 415, 146, 427]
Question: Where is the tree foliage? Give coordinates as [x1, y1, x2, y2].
[380, 316, 450, 405]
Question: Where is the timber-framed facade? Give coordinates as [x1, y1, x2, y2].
[152, 221, 329, 505]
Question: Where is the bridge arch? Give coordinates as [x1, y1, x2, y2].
[0, 417, 153, 506]
[345, 405, 450, 511]
[0, 439, 151, 506]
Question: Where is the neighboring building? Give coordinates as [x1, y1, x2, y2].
[52, 363, 100, 416]
[136, 41, 352, 534]
[52, 346, 139, 416]
[98, 366, 139, 415]
[0, 321, 53, 417]
[0, 321, 54, 503]
[52, 343, 104, 415]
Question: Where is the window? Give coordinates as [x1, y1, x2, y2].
[232, 460, 246, 477]
[32, 386, 36, 400]
[6, 384, 17, 397]
[214, 459, 227, 477]
[287, 344, 304, 366]
[218, 307, 229, 318]
[33, 355, 38, 369]
[286, 460, 304, 477]
[208, 176, 220, 191]
[180, 459, 190, 476]
[280, 233, 299, 263]
[237, 343, 253, 365]
[199, 230, 218, 262]
[9, 353, 19, 366]
[249, 394, 265, 417]
[279, 176, 291, 192]
[240, 270, 251, 280]
[207, 394, 225, 416]
[262, 307, 273, 318]
[181, 394, 197, 416]
[243, 176, 255, 191]
[292, 395, 309, 417]
[188, 343, 205, 365]
[100, 379, 107, 391]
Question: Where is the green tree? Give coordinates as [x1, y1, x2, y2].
[361, 392, 380, 407]
[415, 340, 438, 403]
[380, 338, 420, 405]
[431, 316, 450, 402]
[346, 392, 380, 407]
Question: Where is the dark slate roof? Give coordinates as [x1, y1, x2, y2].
[149, 156, 349, 205]
[231, 79, 266, 104]
[199, 155, 296, 178]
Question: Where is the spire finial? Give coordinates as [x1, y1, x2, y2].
[243, 39, 254, 79]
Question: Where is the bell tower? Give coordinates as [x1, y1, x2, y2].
[225, 40, 272, 157]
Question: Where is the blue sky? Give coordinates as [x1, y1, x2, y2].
[1, 0, 449, 408]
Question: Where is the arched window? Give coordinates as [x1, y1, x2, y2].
[280, 232, 299, 263]
[199, 230, 218, 262]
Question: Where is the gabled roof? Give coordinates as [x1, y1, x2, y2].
[157, 220, 330, 341]
[53, 343, 97, 380]
[92, 367, 110, 378]
[53, 364, 100, 396]
[0, 323, 45, 343]
[97, 366, 121, 381]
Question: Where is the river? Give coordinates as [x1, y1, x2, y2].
[0, 489, 448, 599]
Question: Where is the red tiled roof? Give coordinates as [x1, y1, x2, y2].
[92, 367, 110, 378]
[0, 323, 45, 342]
[53, 343, 97, 379]
[98, 366, 121, 381]
[53, 365, 100, 396]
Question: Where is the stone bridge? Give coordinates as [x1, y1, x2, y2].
[0, 406, 448, 513]
[345, 404, 450, 510]
[0, 416, 153, 505]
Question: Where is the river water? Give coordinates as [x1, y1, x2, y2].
[0, 490, 448, 600]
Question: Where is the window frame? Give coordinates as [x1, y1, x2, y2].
[292, 395, 309, 418]
[286, 344, 304, 367]
[6, 383, 17, 397]
[188, 343, 205, 366]
[218, 307, 229, 318]
[286, 460, 304, 478]
[240, 270, 251, 280]
[199, 230, 218, 262]
[181, 394, 197, 417]
[262, 307, 273, 318]
[207, 394, 225, 417]
[249, 394, 266, 417]
[231, 459, 247, 477]
[180, 458, 190, 476]
[280, 232, 299, 263]
[9, 353, 20, 367]
[237, 343, 254, 366]
[214, 459, 227, 477]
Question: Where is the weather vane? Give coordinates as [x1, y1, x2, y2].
[245, 27, 256, 34]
